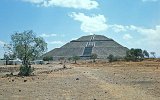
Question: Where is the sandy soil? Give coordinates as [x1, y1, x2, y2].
[0, 60, 160, 100]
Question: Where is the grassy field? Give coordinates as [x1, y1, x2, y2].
[0, 60, 160, 100]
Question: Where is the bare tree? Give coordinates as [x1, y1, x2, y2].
[150, 52, 156, 58]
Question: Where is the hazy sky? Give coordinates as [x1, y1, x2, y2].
[0, 0, 160, 58]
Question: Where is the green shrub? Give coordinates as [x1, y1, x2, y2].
[43, 56, 53, 62]
[90, 53, 98, 62]
[18, 65, 34, 76]
[72, 56, 80, 64]
[68, 57, 72, 61]
[107, 54, 117, 63]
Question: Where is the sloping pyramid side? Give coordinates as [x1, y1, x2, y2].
[42, 35, 128, 60]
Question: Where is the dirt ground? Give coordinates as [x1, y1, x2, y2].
[0, 60, 160, 100]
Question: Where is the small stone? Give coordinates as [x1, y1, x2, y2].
[12, 79, 14, 82]
[76, 78, 79, 80]
[63, 65, 66, 69]
[19, 90, 21, 92]
[24, 80, 27, 82]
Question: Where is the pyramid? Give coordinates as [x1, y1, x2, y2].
[43, 35, 128, 60]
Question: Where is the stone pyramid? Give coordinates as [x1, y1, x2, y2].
[43, 35, 128, 60]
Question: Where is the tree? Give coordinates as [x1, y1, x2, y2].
[150, 52, 156, 58]
[43, 56, 53, 63]
[143, 50, 149, 58]
[125, 48, 144, 61]
[134, 49, 144, 59]
[125, 48, 136, 61]
[90, 53, 97, 62]
[72, 56, 80, 64]
[9, 30, 47, 76]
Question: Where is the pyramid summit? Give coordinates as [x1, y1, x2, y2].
[43, 35, 128, 60]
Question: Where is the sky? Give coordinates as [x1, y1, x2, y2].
[0, 0, 160, 58]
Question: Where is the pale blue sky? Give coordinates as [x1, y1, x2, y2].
[0, 0, 160, 58]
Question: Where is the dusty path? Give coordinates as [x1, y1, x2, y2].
[74, 67, 159, 100]
[0, 62, 160, 100]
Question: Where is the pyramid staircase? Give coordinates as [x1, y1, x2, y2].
[82, 35, 95, 57]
